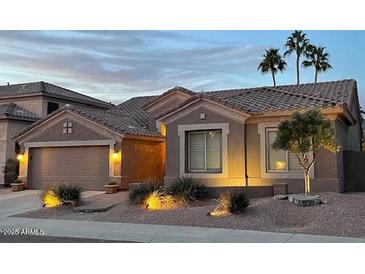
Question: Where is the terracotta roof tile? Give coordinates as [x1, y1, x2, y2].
[0, 81, 110, 108]
[0, 103, 39, 120]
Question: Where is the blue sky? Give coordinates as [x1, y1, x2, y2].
[0, 30, 364, 106]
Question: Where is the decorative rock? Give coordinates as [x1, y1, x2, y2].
[274, 194, 288, 200]
[288, 194, 323, 207]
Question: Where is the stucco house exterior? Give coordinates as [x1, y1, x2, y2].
[11, 79, 364, 194]
[0, 81, 110, 186]
[154, 79, 363, 195]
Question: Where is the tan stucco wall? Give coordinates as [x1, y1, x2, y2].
[165, 106, 245, 187]
[30, 118, 110, 142]
[0, 121, 7, 185]
[0, 95, 109, 119]
[0, 97, 44, 117]
[0, 120, 33, 185]
[121, 138, 165, 188]
[164, 107, 352, 193]
[245, 121, 342, 193]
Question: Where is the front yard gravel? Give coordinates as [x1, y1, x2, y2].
[14, 192, 365, 238]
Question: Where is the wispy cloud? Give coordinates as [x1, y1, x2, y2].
[0, 31, 264, 103]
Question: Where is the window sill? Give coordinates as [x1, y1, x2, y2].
[181, 172, 227, 179]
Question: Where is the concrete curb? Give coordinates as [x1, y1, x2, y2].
[1, 217, 364, 243]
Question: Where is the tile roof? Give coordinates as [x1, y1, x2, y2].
[0, 81, 110, 108]
[116, 95, 157, 126]
[142, 86, 195, 109]
[204, 79, 357, 114]
[14, 104, 163, 139]
[155, 79, 357, 119]
[0, 103, 39, 121]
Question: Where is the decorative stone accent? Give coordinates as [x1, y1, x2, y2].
[288, 194, 323, 207]
[274, 194, 288, 200]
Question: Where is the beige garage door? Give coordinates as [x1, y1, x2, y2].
[28, 146, 109, 190]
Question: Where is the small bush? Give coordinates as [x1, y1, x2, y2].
[53, 184, 83, 206]
[211, 190, 249, 216]
[129, 183, 161, 205]
[167, 176, 210, 202]
[3, 159, 18, 186]
[42, 184, 83, 207]
[143, 190, 177, 210]
[13, 179, 23, 184]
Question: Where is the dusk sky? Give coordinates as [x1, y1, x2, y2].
[0, 30, 364, 106]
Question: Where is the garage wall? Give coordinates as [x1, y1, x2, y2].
[28, 146, 109, 190]
[30, 118, 109, 142]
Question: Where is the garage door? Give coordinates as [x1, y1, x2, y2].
[28, 146, 109, 190]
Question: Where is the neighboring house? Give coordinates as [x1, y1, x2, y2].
[13, 79, 364, 194]
[0, 81, 111, 186]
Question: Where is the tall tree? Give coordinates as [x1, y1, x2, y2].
[284, 30, 310, 85]
[302, 45, 332, 83]
[272, 110, 339, 195]
[257, 48, 287, 87]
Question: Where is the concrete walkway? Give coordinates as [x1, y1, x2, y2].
[75, 191, 128, 213]
[1, 216, 364, 243]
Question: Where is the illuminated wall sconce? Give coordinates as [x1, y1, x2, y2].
[276, 160, 286, 170]
[16, 154, 24, 161]
[112, 150, 120, 160]
[159, 123, 167, 136]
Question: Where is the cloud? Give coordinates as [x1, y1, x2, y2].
[0, 31, 264, 103]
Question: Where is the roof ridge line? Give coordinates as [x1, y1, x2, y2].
[43, 82, 109, 105]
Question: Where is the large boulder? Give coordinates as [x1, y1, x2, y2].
[288, 194, 323, 207]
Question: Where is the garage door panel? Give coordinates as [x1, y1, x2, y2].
[29, 146, 109, 190]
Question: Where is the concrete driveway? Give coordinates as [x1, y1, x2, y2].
[0, 189, 103, 217]
[0, 190, 42, 217]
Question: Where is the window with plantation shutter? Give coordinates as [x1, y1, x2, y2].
[266, 129, 302, 172]
[187, 130, 222, 173]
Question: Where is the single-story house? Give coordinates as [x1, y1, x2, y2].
[14, 79, 364, 194]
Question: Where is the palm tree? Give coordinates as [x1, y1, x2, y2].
[284, 30, 310, 85]
[302, 45, 332, 83]
[257, 48, 287, 87]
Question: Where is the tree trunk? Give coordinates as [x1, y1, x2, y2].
[314, 69, 318, 83]
[304, 169, 311, 195]
[296, 55, 300, 85]
[271, 70, 276, 87]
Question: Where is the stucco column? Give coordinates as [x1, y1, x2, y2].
[18, 147, 29, 185]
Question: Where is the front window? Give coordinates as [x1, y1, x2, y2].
[266, 129, 302, 172]
[187, 130, 222, 173]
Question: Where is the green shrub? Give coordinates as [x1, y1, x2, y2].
[3, 159, 18, 186]
[129, 183, 161, 205]
[167, 176, 210, 202]
[52, 184, 83, 207]
[215, 190, 249, 214]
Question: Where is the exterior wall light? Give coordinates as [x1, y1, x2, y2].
[113, 151, 119, 160]
[17, 154, 24, 161]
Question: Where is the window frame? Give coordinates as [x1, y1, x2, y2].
[186, 129, 222, 174]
